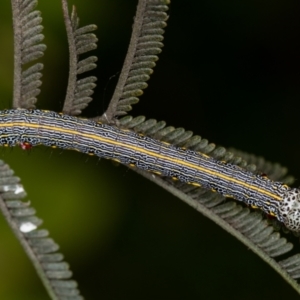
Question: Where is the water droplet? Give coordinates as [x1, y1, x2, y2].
[14, 185, 24, 195]
[20, 222, 37, 233]
[1, 184, 24, 194]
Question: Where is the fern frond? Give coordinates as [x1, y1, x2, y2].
[119, 114, 300, 291]
[11, 0, 46, 109]
[189, 187, 300, 278]
[101, 0, 170, 122]
[0, 160, 83, 299]
[135, 167, 300, 295]
[62, 0, 98, 116]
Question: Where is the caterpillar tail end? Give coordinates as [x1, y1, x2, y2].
[280, 189, 300, 231]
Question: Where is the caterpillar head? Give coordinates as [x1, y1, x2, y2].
[280, 189, 300, 231]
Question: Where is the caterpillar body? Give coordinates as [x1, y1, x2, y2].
[0, 109, 300, 231]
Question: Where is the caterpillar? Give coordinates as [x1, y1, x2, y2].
[0, 109, 300, 231]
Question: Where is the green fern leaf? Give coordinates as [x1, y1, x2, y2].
[11, 0, 46, 109]
[102, 0, 170, 122]
[62, 0, 98, 116]
[0, 159, 84, 299]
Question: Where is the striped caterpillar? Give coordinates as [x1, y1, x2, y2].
[0, 109, 300, 231]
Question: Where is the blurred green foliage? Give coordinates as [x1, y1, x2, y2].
[0, 0, 300, 299]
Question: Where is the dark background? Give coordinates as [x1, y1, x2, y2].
[0, 0, 300, 299]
